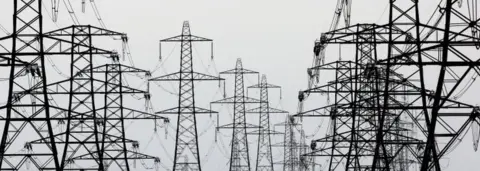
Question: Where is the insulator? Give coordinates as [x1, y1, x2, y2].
[76, 71, 83, 77]
[145, 71, 152, 77]
[164, 118, 170, 123]
[30, 68, 35, 77]
[313, 43, 322, 56]
[405, 33, 414, 42]
[95, 119, 104, 125]
[310, 141, 317, 150]
[307, 69, 314, 78]
[35, 68, 41, 77]
[144, 93, 151, 100]
[154, 157, 161, 163]
[133, 141, 140, 148]
[81, 0, 86, 12]
[111, 51, 120, 62]
[417, 144, 424, 151]
[24, 142, 32, 150]
[121, 34, 128, 42]
[66, 158, 75, 164]
[289, 116, 295, 123]
[330, 107, 337, 119]
[298, 91, 305, 102]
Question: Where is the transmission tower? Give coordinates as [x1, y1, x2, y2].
[0, 1, 61, 170]
[246, 74, 287, 171]
[295, 0, 480, 170]
[149, 21, 223, 171]
[0, 23, 166, 170]
[272, 115, 304, 171]
[211, 58, 260, 171]
[84, 63, 167, 170]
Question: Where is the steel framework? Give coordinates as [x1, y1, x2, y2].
[0, 1, 60, 170]
[149, 21, 223, 171]
[246, 74, 287, 171]
[295, 0, 480, 170]
[212, 58, 260, 171]
[0, 2, 167, 170]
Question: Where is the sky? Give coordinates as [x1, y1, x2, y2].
[0, 0, 479, 171]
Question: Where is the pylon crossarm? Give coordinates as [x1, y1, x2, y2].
[320, 23, 406, 45]
[149, 71, 223, 81]
[161, 34, 212, 42]
[211, 96, 264, 104]
[45, 25, 125, 36]
[18, 79, 146, 95]
[88, 64, 150, 74]
[155, 106, 217, 115]
[90, 107, 168, 120]
[247, 129, 283, 135]
[219, 68, 258, 75]
[245, 107, 287, 114]
[247, 83, 280, 89]
[217, 123, 262, 129]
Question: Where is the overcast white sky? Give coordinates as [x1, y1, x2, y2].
[0, 0, 479, 171]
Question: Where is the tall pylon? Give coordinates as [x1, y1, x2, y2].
[246, 75, 287, 171]
[149, 21, 223, 171]
[273, 115, 301, 171]
[212, 58, 260, 171]
[0, 1, 60, 170]
[85, 63, 167, 170]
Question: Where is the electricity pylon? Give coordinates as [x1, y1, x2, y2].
[149, 21, 223, 171]
[296, 0, 480, 170]
[0, 1, 61, 169]
[212, 58, 261, 171]
[85, 63, 167, 170]
[246, 75, 287, 171]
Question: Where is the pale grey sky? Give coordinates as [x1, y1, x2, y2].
[0, 0, 479, 171]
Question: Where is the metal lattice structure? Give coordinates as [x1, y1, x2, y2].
[296, 0, 480, 170]
[246, 75, 287, 171]
[149, 21, 223, 171]
[0, 2, 167, 170]
[212, 58, 260, 171]
[0, 1, 60, 170]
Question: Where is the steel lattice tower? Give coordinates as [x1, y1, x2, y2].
[246, 75, 287, 171]
[296, 0, 480, 170]
[0, 24, 166, 170]
[272, 115, 303, 171]
[0, 1, 60, 170]
[149, 21, 223, 171]
[212, 58, 260, 171]
[84, 63, 166, 170]
[23, 26, 126, 170]
[283, 116, 297, 171]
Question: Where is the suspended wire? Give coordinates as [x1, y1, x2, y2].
[201, 139, 217, 164]
[41, 0, 71, 78]
[122, 76, 145, 100]
[62, 0, 81, 25]
[151, 43, 180, 94]
[152, 81, 178, 96]
[216, 133, 231, 158]
[46, 56, 69, 78]
[0, 23, 10, 35]
[89, 0, 108, 29]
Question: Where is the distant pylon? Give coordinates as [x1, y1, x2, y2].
[149, 21, 223, 171]
[212, 58, 260, 171]
[246, 75, 287, 171]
